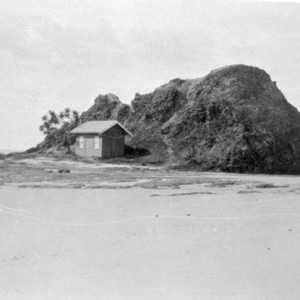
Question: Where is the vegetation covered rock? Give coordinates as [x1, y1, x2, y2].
[125, 65, 300, 173]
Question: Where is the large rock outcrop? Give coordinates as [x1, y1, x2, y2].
[45, 64, 300, 173]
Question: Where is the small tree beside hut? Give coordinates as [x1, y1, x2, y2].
[39, 108, 80, 152]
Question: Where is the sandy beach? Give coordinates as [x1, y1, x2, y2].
[0, 157, 300, 299]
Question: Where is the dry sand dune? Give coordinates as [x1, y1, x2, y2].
[0, 158, 300, 299]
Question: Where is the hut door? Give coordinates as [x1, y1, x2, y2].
[85, 136, 94, 157]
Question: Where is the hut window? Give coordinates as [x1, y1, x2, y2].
[95, 136, 100, 149]
[79, 136, 84, 149]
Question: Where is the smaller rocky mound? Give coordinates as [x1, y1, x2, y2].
[80, 93, 130, 124]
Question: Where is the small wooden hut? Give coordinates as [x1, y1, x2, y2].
[70, 121, 132, 158]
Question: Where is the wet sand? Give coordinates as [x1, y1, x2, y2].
[0, 158, 299, 299]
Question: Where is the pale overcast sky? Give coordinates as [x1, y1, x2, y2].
[0, 0, 300, 151]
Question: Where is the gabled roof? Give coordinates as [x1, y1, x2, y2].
[70, 120, 133, 136]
